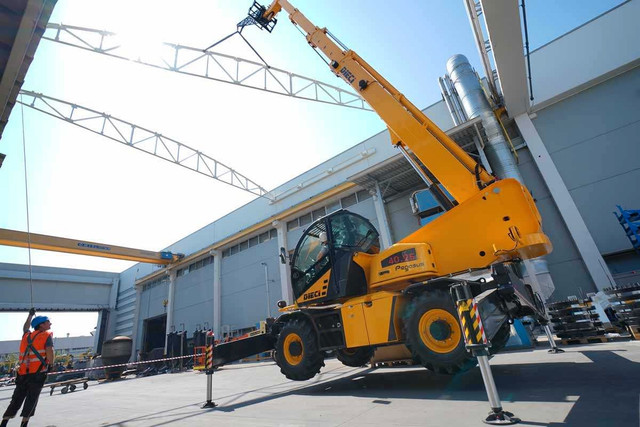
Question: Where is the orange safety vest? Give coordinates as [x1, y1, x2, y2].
[17, 330, 52, 375]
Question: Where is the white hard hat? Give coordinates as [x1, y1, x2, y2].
[319, 231, 327, 243]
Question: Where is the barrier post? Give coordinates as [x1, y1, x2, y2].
[451, 282, 520, 425]
[202, 332, 216, 409]
[180, 331, 185, 371]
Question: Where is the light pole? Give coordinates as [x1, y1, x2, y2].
[260, 262, 272, 318]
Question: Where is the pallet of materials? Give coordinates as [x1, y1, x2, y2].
[547, 298, 606, 344]
[604, 283, 640, 339]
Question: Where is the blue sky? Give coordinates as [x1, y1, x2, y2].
[0, 0, 626, 341]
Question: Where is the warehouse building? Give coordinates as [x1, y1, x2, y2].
[1, 1, 639, 359]
[113, 1, 640, 355]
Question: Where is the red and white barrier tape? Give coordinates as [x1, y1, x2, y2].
[45, 353, 194, 376]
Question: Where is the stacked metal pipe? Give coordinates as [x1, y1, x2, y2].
[547, 298, 604, 340]
[605, 283, 640, 338]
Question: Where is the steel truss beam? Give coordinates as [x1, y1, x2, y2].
[43, 23, 371, 112]
[18, 90, 273, 199]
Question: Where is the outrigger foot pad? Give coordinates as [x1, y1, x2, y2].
[548, 347, 565, 353]
[202, 401, 217, 409]
[483, 409, 520, 425]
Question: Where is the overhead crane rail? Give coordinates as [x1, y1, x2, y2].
[0, 227, 183, 264]
[18, 90, 272, 199]
[43, 23, 372, 112]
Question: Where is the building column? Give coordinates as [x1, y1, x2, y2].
[164, 270, 176, 354]
[96, 277, 119, 352]
[106, 277, 120, 343]
[108, 277, 119, 309]
[93, 309, 105, 354]
[372, 182, 393, 249]
[130, 284, 143, 361]
[515, 114, 616, 291]
[274, 220, 293, 303]
[212, 250, 222, 339]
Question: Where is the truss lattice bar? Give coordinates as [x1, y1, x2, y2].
[43, 23, 371, 112]
[18, 90, 273, 199]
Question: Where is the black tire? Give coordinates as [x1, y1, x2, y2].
[83, 382, 88, 390]
[404, 290, 476, 375]
[70, 384, 76, 392]
[274, 319, 324, 381]
[336, 346, 374, 367]
[61, 386, 68, 394]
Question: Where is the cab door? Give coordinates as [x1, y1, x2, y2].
[290, 210, 381, 305]
[290, 220, 331, 304]
[327, 211, 380, 299]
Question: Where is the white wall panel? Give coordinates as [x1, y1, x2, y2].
[530, 1, 640, 108]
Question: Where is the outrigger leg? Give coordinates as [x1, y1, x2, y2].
[451, 282, 520, 425]
[542, 323, 564, 353]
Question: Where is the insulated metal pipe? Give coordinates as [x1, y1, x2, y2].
[446, 54, 522, 183]
[444, 74, 468, 124]
[438, 77, 462, 126]
[445, 54, 553, 302]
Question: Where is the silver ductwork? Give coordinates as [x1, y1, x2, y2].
[438, 76, 467, 127]
[438, 77, 462, 126]
[443, 54, 555, 301]
[446, 54, 522, 183]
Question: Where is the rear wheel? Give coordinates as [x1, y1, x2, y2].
[336, 346, 374, 367]
[274, 319, 324, 381]
[404, 290, 476, 375]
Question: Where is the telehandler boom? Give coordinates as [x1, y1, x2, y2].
[215, 0, 553, 380]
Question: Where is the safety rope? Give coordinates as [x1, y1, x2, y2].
[19, 94, 34, 307]
[45, 353, 196, 376]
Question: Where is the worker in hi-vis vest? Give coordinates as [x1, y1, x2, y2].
[1, 309, 54, 427]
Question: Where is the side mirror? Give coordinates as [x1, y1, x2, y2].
[279, 247, 289, 265]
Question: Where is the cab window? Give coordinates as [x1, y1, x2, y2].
[294, 226, 326, 273]
[291, 221, 329, 297]
[329, 212, 380, 254]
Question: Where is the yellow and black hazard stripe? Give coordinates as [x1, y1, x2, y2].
[456, 299, 487, 346]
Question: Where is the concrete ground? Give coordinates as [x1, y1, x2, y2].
[1, 340, 638, 427]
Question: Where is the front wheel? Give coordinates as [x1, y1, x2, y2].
[404, 290, 476, 375]
[336, 346, 374, 367]
[274, 319, 324, 381]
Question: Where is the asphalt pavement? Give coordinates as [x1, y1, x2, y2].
[1, 340, 638, 426]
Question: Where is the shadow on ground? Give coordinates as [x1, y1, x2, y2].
[97, 348, 639, 426]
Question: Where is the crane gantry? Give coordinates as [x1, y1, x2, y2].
[2, 12, 377, 263]
[43, 23, 372, 112]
